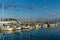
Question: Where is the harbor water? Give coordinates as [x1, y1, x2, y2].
[0, 25, 60, 40]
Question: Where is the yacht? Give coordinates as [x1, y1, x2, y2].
[1, 26, 13, 31]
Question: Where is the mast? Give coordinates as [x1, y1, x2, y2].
[2, 0, 4, 20]
[12, 0, 14, 19]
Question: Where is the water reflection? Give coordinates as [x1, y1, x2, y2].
[0, 25, 60, 40]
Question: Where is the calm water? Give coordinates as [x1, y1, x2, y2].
[0, 25, 60, 40]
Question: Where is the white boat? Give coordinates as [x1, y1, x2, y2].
[22, 25, 30, 29]
[1, 26, 13, 31]
[1, 28, 13, 31]
[43, 24, 48, 28]
[16, 27, 21, 30]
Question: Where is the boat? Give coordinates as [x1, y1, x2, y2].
[1, 26, 13, 31]
[16, 27, 21, 30]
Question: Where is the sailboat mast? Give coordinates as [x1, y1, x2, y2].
[2, 0, 4, 20]
[12, 0, 14, 18]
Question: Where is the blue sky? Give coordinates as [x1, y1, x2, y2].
[0, 0, 60, 19]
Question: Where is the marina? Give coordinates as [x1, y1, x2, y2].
[0, 0, 60, 40]
[0, 25, 60, 40]
[0, 20, 59, 33]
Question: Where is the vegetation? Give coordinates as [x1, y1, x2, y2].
[5, 18, 17, 21]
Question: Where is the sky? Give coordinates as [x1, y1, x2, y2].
[0, 0, 60, 19]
